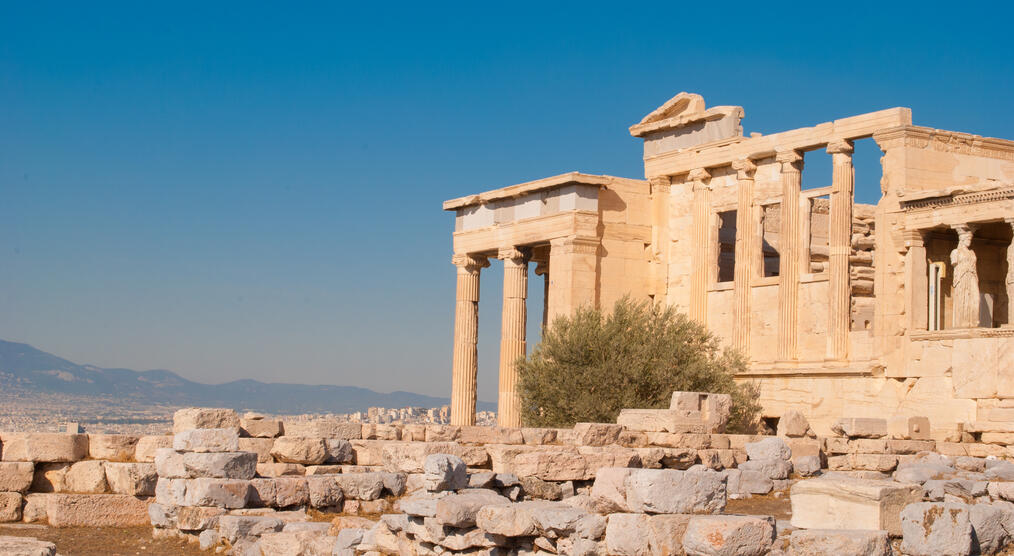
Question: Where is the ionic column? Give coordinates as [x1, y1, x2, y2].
[950, 225, 980, 328]
[689, 168, 712, 324]
[776, 150, 803, 361]
[498, 247, 529, 428]
[649, 175, 672, 299]
[902, 230, 928, 332]
[1006, 218, 1014, 326]
[450, 253, 488, 426]
[827, 140, 854, 360]
[731, 158, 756, 355]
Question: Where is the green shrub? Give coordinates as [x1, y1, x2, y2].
[517, 296, 761, 432]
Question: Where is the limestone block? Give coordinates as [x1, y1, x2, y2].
[777, 410, 813, 437]
[0, 492, 22, 522]
[184, 478, 251, 508]
[790, 476, 924, 536]
[744, 437, 791, 461]
[177, 506, 225, 531]
[900, 502, 973, 556]
[256, 462, 305, 477]
[154, 477, 186, 506]
[45, 493, 150, 526]
[985, 461, 1014, 481]
[616, 409, 675, 433]
[333, 527, 366, 555]
[134, 436, 171, 462]
[475, 500, 588, 538]
[894, 460, 955, 484]
[521, 428, 557, 445]
[738, 459, 792, 480]
[64, 460, 108, 493]
[380, 441, 488, 472]
[245, 478, 276, 507]
[147, 502, 177, 528]
[229, 439, 271, 464]
[240, 418, 282, 439]
[488, 444, 639, 482]
[273, 477, 309, 507]
[86, 434, 139, 462]
[173, 429, 239, 453]
[173, 407, 240, 433]
[572, 423, 624, 446]
[333, 473, 385, 500]
[325, 439, 354, 464]
[360, 424, 401, 441]
[849, 438, 887, 453]
[379, 472, 406, 497]
[789, 529, 891, 556]
[0, 433, 88, 463]
[520, 475, 563, 500]
[217, 514, 284, 543]
[282, 419, 361, 439]
[457, 426, 523, 445]
[22, 493, 48, 523]
[269, 437, 327, 465]
[886, 439, 935, 454]
[435, 489, 510, 527]
[968, 503, 1011, 554]
[794, 455, 822, 477]
[0, 535, 55, 555]
[425, 425, 460, 442]
[183, 451, 257, 479]
[153, 448, 187, 479]
[0, 462, 34, 493]
[832, 418, 887, 438]
[737, 470, 773, 495]
[401, 424, 425, 442]
[682, 515, 775, 556]
[624, 467, 727, 514]
[395, 491, 447, 517]
[306, 476, 344, 508]
[104, 462, 156, 496]
[604, 513, 649, 555]
[887, 416, 931, 440]
[423, 454, 467, 492]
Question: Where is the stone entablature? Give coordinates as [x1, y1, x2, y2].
[443, 91, 1014, 441]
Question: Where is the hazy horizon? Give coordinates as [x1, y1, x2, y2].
[2, 2, 1012, 401]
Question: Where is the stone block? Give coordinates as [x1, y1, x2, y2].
[832, 418, 887, 438]
[624, 467, 727, 514]
[604, 513, 650, 555]
[64, 460, 107, 493]
[435, 489, 510, 527]
[104, 462, 156, 495]
[682, 515, 775, 556]
[457, 426, 523, 445]
[183, 451, 257, 479]
[184, 478, 250, 508]
[790, 476, 924, 536]
[154, 448, 187, 479]
[423, 454, 467, 492]
[789, 529, 891, 556]
[173, 429, 239, 453]
[22, 493, 48, 523]
[886, 439, 936, 454]
[0, 535, 56, 555]
[270, 437, 328, 465]
[147, 502, 177, 529]
[745, 437, 791, 461]
[282, 419, 361, 439]
[521, 428, 557, 445]
[738, 458, 792, 480]
[45, 493, 150, 526]
[238, 438, 275, 463]
[379, 472, 406, 496]
[794, 455, 822, 477]
[0, 492, 22, 522]
[87, 434, 139, 461]
[475, 500, 587, 538]
[173, 407, 240, 433]
[217, 514, 284, 543]
[887, 416, 931, 440]
[258, 530, 337, 556]
[969, 503, 1011, 554]
[306, 476, 344, 508]
[0, 433, 88, 463]
[154, 477, 187, 506]
[520, 475, 563, 500]
[572, 423, 624, 446]
[134, 436, 171, 462]
[247, 478, 277, 507]
[900, 502, 973, 556]
[177, 506, 225, 531]
[325, 439, 354, 464]
[256, 462, 305, 477]
[395, 491, 446, 517]
[273, 477, 309, 507]
[240, 418, 282, 438]
[334, 473, 385, 500]
[777, 410, 813, 437]
[0, 462, 34, 493]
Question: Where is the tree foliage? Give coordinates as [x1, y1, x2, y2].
[517, 297, 761, 432]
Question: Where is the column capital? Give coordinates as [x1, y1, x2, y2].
[452, 253, 490, 271]
[549, 236, 599, 255]
[775, 149, 804, 168]
[731, 158, 757, 179]
[649, 175, 672, 194]
[826, 139, 854, 155]
[952, 223, 976, 240]
[533, 260, 549, 276]
[497, 246, 530, 264]
[688, 168, 711, 191]
[901, 229, 925, 249]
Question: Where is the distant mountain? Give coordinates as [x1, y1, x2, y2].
[0, 339, 492, 414]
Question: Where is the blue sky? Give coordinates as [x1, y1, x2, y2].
[1, 2, 1012, 401]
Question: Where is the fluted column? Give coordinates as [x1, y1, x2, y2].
[649, 175, 672, 299]
[450, 253, 488, 426]
[1007, 218, 1014, 326]
[731, 159, 756, 355]
[689, 168, 712, 324]
[776, 150, 803, 361]
[827, 140, 854, 360]
[498, 247, 529, 428]
[534, 259, 549, 330]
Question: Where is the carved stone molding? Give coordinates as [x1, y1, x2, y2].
[688, 168, 711, 191]
[826, 139, 854, 155]
[452, 253, 490, 271]
[648, 175, 672, 194]
[875, 126, 1014, 161]
[550, 236, 599, 256]
[900, 187, 1014, 211]
[775, 149, 804, 168]
[731, 158, 756, 180]
[497, 247, 530, 264]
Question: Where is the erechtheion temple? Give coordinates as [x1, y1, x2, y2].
[444, 92, 1014, 440]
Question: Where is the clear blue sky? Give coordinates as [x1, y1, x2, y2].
[2, 2, 1012, 401]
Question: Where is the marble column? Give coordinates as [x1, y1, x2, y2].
[731, 158, 756, 354]
[450, 253, 488, 426]
[547, 236, 598, 324]
[534, 259, 549, 330]
[498, 247, 529, 428]
[903, 230, 928, 332]
[689, 168, 712, 324]
[950, 225, 980, 329]
[1007, 218, 1014, 326]
[649, 175, 672, 299]
[827, 140, 854, 360]
[776, 150, 803, 361]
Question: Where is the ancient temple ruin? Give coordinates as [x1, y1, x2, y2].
[444, 92, 1014, 440]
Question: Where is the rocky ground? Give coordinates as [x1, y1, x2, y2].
[0, 524, 205, 555]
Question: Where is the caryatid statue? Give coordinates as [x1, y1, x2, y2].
[950, 225, 980, 328]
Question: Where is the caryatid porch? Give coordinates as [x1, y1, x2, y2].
[443, 172, 651, 427]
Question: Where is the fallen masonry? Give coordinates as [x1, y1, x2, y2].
[0, 404, 1012, 554]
